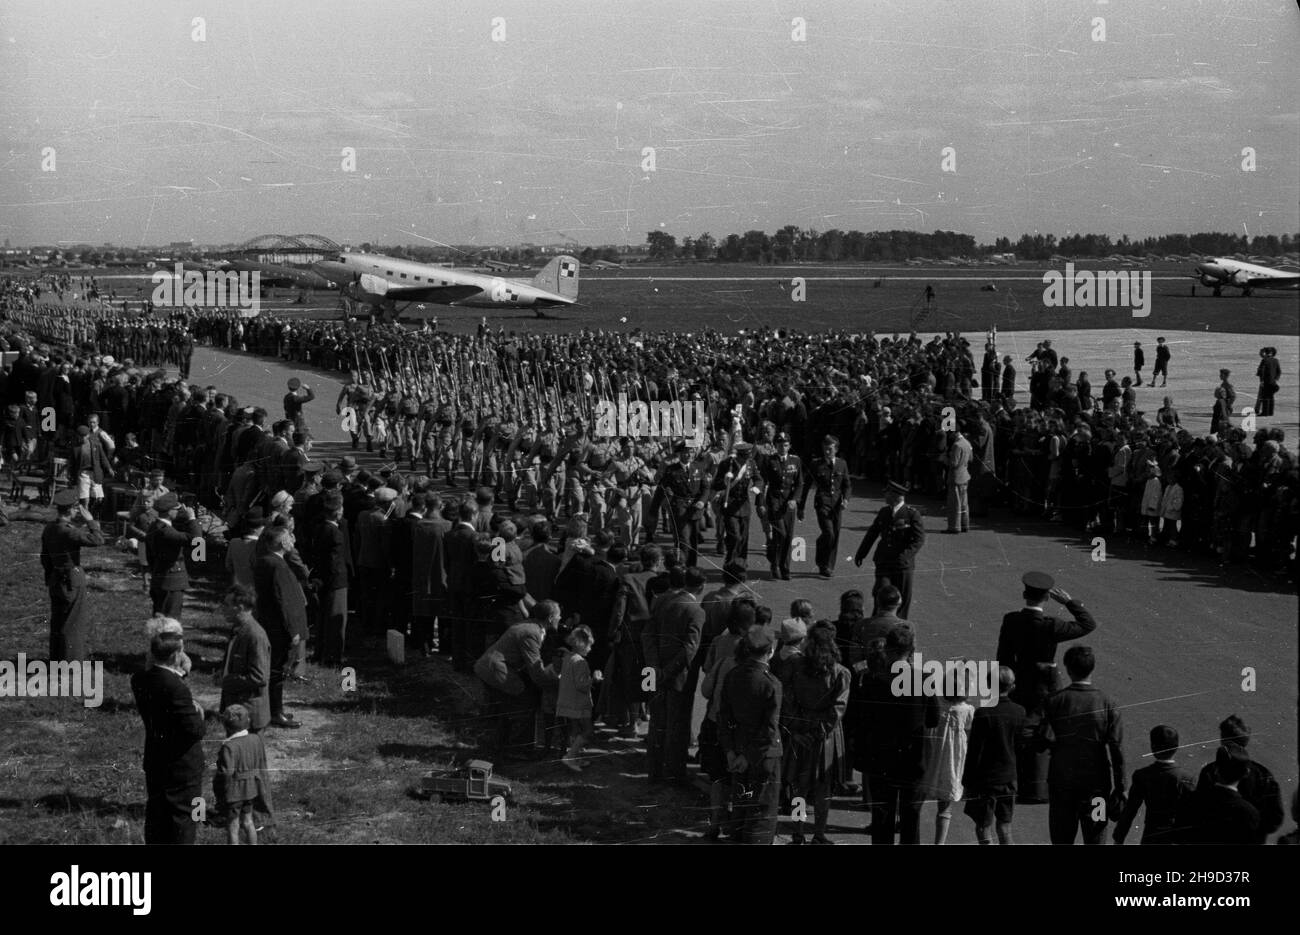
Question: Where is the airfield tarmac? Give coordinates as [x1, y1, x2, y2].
[180, 343, 1297, 844]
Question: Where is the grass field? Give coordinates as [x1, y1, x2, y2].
[90, 260, 1299, 335]
[0, 507, 703, 845]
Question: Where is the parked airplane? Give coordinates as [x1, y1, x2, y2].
[312, 252, 579, 320]
[1193, 257, 1300, 296]
[481, 258, 529, 272]
[589, 259, 626, 270]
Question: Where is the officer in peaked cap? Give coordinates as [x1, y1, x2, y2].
[799, 433, 851, 579]
[854, 479, 925, 618]
[653, 439, 708, 566]
[42, 487, 107, 661]
[757, 431, 803, 580]
[995, 571, 1098, 803]
[712, 441, 755, 567]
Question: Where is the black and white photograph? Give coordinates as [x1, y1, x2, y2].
[1, 0, 1296, 896]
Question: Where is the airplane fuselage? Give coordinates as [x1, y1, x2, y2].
[313, 252, 576, 309]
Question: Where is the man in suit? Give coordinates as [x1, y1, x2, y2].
[642, 565, 705, 783]
[145, 493, 202, 621]
[571, 531, 622, 683]
[389, 490, 425, 642]
[797, 434, 851, 578]
[1042, 646, 1125, 845]
[945, 427, 972, 533]
[354, 486, 396, 637]
[411, 491, 450, 656]
[444, 499, 480, 671]
[41, 488, 106, 661]
[219, 584, 271, 732]
[1184, 745, 1260, 845]
[996, 572, 1096, 803]
[1192, 714, 1285, 843]
[131, 630, 206, 844]
[853, 480, 926, 619]
[521, 520, 561, 605]
[310, 491, 351, 666]
[254, 526, 307, 728]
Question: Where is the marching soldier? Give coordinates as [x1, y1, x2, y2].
[712, 440, 756, 568]
[757, 432, 803, 580]
[799, 434, 852, 578]
[41, 488, 106, 661]
[335, 371, 374, 451]
[655, 441, 708, 566]
[853, 480, 926, 619]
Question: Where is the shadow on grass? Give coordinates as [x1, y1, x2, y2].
[35, 790, 144, 820]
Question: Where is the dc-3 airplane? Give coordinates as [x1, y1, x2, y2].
[1193, 257, 1300, 297]
[312, 252, 580, 320]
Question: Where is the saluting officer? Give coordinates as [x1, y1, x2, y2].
[712, 441, 756, 567]
[995, 571, 1097, 802]
[757, 432, 803, 580]
[655, 441, 708, 566]
[853, 480, 926, 619]
[41, 487, 106, 661]
[145, 493, 203, 622]
[798, 433, 852, 578]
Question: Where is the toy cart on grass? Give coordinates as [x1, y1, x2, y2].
[421, 760, 512, 803]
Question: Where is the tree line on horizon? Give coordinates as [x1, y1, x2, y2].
[644, 227, 1300, 263]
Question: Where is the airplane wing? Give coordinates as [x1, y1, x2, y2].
[1245, 272, 1300, 286]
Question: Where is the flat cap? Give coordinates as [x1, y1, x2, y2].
[373, 487, 398, 504]
[1022, 571, 1055, 591]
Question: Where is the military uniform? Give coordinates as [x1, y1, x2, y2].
[712, 447, 756, 567]
[40, 490, 106, 661]
[854, 487, 926, 618]
[759, 444, 803, 579]
[657, 452, 707, 566]
[799, 452, 851, 575]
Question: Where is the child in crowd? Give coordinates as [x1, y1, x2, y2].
[1158, 476, 1184, 546]
[1140, 459, 1163, 544]
[1112, 724, 1196, 845]
[962, 667, 1027, 844]
[558, 625, 598, 772]
[918, 675, 975, 844]
[213, 704, 273, 845]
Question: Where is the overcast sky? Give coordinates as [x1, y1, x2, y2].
[1, 0, 1296, 247]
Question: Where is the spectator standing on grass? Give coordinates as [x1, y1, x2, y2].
[1132, 342, 1145, 387]
[558, 625, 598, 772]
[253, 525, 306, 730]
[213, 704, 272, 845]
[131, 630, 206, 845]
[219, 584, 271, 734]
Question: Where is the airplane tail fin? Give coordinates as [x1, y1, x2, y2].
[533, 255, 580, 300]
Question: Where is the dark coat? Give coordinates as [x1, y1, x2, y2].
[253, 551, 309, 643]
[220, 616, 272, 731]
[411, 516, 450, 616]
[146, 516, 202, 591]
[130, 666, 206, 785]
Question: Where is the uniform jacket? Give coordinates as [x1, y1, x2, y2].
[41, 516, 105, 591]
[996, 601, 1096, 707]
[799, 455, 851, 512]
[146, 515, 202, 591]
[854, 503, 926, 572]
